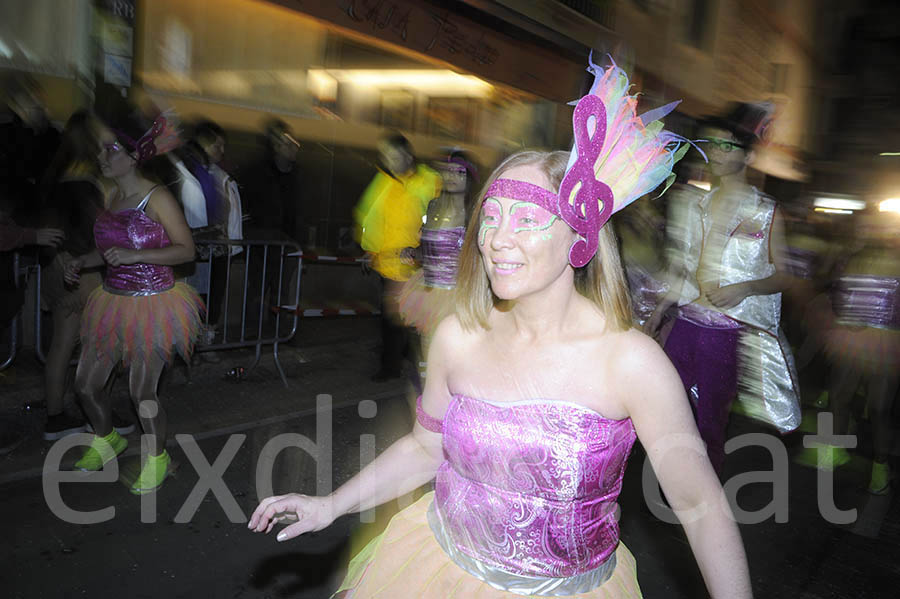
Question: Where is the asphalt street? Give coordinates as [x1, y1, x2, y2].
[2, 318, 897, 598]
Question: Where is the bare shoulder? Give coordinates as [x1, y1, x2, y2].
[431, 313, 480, 356]
[145, 185, 179, 219]
[603, 327, 686, 414]
[608, 327, 673, 372]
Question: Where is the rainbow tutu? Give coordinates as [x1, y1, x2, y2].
[333, 492, 642, 599]
[80, 282, 205, 366]
[823, 324, 900, 375]
[396, 270, 457, 335]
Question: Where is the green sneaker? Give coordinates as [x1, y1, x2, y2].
[868, 461, 892, 495]
[130, 451, 172, 495]
[794, 443, 851, 471]
[74, 431, 128, 472]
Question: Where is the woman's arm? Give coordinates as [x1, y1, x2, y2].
[618, 333, 752, 599]
[328, 321, 457, 516]
[63, 249, 103, 285]
[249, 317, 460, 541]
[103, 187, 195, 267]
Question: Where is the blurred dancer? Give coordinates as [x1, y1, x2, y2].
[251, 59, 751, 598]
[647, 104, 801, 474]
[398, 150, 478, 378]
[354, 134, 441, 381]
[798, 212, 899, 493]
[781, 206, 836, 408]
[64, 104, 203, 494]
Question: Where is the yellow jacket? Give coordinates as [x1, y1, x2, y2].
[354, 165, 441, 281]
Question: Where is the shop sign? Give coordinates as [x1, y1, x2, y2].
[269, 0, 581, 102]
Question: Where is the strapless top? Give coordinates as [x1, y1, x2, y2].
[832, 274, 900, 330]
[94, 205, 174, 294]
[783, 246, 819, 281]
[418, 394, 636, 595]
[420, 226, 465, 289]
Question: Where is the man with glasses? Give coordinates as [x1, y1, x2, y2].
[646, 103, 801, 474]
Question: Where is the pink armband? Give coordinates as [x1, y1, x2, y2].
[416, 395, 443, 433]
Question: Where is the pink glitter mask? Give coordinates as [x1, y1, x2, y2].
[485, 95, 612, 268]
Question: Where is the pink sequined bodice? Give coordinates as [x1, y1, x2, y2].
[425, 394, 636, 590]
[94, 206, 174, 293]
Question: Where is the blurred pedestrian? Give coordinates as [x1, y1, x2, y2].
[242, 119, 303, 320]
[204, 121, 244, 341]
[353, 133, 441, 381]
[178, 120, 240, 347]
[243, 119, 303, 242]
[0, 193, 63, 454]
[0, 73, 60, 224]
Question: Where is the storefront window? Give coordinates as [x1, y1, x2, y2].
[138, 0, 557, 150]
[0, 0, 91, 78]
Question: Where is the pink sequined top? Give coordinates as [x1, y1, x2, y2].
[417, 394, 636, 595]
[94, 188, 175, 294]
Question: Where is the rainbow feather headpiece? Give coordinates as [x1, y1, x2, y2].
[485, 55, 691, 267]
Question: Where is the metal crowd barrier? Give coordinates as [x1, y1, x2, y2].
[191, 238, 302, 388]
[1, 251, 23, 372]
[1, 250, 43, 373]
[275, 251, 380, 318]
[2, 241, 302, 389]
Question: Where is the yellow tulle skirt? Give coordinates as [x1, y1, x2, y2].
[80, 282, 205, 366]
[333, 492, 643, 599]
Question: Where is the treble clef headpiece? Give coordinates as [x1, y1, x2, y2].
[485, 54, 692, 267]
[115, 110, 181, 165]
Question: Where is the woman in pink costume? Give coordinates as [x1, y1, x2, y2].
[398, 150, 478, 381]
[250, 59, 751, 598]
[64, 109, 203, 494]
[803, 213, 900, 492]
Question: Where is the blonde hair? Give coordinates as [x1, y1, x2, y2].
[455, 150, 633, 331]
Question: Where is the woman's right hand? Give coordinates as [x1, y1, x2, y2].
[248, 494, 337, 542]
[63, 256, 85, 286]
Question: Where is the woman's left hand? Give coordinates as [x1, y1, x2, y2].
[103, 247, 141, 266]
